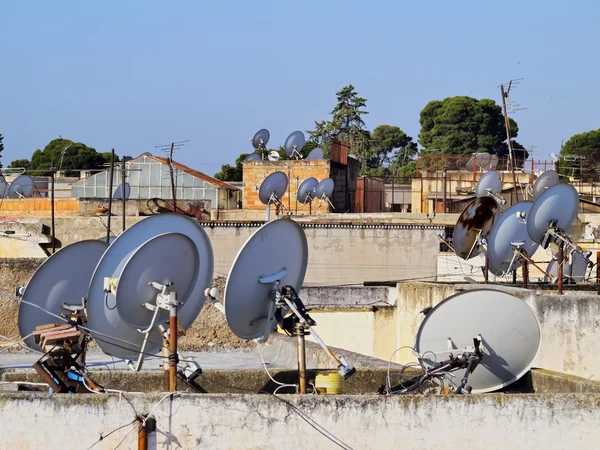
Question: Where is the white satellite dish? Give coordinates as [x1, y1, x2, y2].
[223, 218, 355, 389]
[415, 289, 541, 393]
[86, 214, 214, 361]
[268, 151, 280, 162]
[8, 174, 35, 198]
[18, 240, 109, 351]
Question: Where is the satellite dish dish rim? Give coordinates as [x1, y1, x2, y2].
[414, 288, 542, 394]
[258, 171, 288, 204]
[251, 128, 270, 149]
[283, 131, 306, 156]
[526, 183, 579, 244]
[18, 239, 109, 351]
[296, 177, 318, 204]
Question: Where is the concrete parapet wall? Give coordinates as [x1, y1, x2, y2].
[1, 392, 599, 449]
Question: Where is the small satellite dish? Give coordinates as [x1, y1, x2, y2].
[258, 172, 288, 205]
[466, 152, 492, 171]
[251, 129, 270, 149]
[113, 182, 131, 200]
[487, 201, 539, 275]
[244, 153, 262, 162]
[224, 219, 308, 340]
[315, 178, 335, 199]
[86, 214, 214, 359]
[305, 147, 324, 160]
[452, 197, 499, 260]
[8, 174, 35, 198]
[296, 178, 318, 204]
[267, 151, 280, 162]
[123, 156, 133, 162]
[415, 289, 541, 393]
[533, 170, 559, 199]
[18, 240, 109, 351]
[475, 171, 502, 198]
[284, 131, 306, 158]
[0, 176, 8, 198]
[527, 183, 579, 244]
[545, 251, 590, 283]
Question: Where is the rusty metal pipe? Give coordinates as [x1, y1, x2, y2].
[169, 292, 178, 393]
[295, 322, 307, 394]
[558, 243, 564, 295]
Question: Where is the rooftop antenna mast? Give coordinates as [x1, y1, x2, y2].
[500, 78, 526, 205]
[155, 140, 189, 213]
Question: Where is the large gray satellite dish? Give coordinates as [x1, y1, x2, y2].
[113, 182, 131, 200]
[545, 251, 590, 283]
[415, 289, 541, 393]
[452, 197, 499, 260]
[18, 240, 109, 351]
[489, 154, 499, 169]
[0, 176, 8, 198]
[466, 153, 492, 171]
[284, 131, 306, 158]
[533, 170, 559, 199]
[487, 201, 539, 275]
[224, 219, 308, 340]
[258, 171, 288, 205]
[8, 174, 35, 198]
[245, 153, 262, 162]
[315, 178, 335, 199]
[86, 214, 214, 359]
[251, 129, 270, 149]
[475, 171, 502, 198]
[527, 183, 579, 244]
[305, 147, 324, 160]
[296, 177, 318, 204]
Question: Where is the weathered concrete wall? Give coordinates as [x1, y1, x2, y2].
[396, 282, 600, 380]
[1, 392, 599, 449]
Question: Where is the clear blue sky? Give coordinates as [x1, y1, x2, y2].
[1, 1, 599, 175]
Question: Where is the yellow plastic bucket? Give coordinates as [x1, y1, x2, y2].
[315, 373, 343, 394]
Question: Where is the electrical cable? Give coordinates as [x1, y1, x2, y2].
[256, 343, 298, 392]
[84, 419, 138, 450]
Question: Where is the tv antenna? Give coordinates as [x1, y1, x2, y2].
[222, 219, 355, 393]
[155, 140, 189, 213]
[500, 78, 525, 204]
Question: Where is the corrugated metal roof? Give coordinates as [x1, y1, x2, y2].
[144, 155, 238, 191]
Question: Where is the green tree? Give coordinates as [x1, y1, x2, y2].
[0, 133, 3, 168]
[10, 138, 115, 176]
[363, 125, 418, 176]
[559, 128, 600, 180]
[419, 96, 521, 157]
[308, 85, 369, 158]
[8, 159, 30, 169]
[214, 153, 249, 181]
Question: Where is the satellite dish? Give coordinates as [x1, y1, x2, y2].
[415, 289, 541, 393]
[258, 172, 288, 205]
[315, 178, 335, 199]
[452, 197, 499, 260]
[0, 176, 8, 198]
[466, 153, 492, 171]
[487, 201, 539, 275]
[296, 178, 318, 204]
[98, 236, 117, 244]
[527, 183, 579, 244]
[224, 219, 308, 340]
[251, 129, 270, 149]
[533, 170, 559, 199]
[140, 152, 152, 157]
[18, 240, 109, 351]
[284, 131, 306, 158]
[113, 182, 131, 200]
[475, 171, 502, 198]
[305, 147, 324, 160]
[86, 214, 214, 359]
[244, 153, 262, 162]
[268, 151, 280, 162]
[545, 251, 590, 283]
[8, 174, 35, 198]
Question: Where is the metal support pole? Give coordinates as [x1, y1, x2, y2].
[295, 322, 307, 394]
[107, 149, 115, 241]
[169, 292, 178, 392]
[442, 170, 447, 213]
[484, 252, 489, 284]
[169, 143, 177, 213]
[138, 416, 147, 450]
[51, 171, 55, 253]
[501, 84, 519, 205]
[596, 251, 600, 284]
[122, 159, 126, 232]
[557, 243, 564, 295]
[523, 261, 529, 289]
[512, 270, 517, 284]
